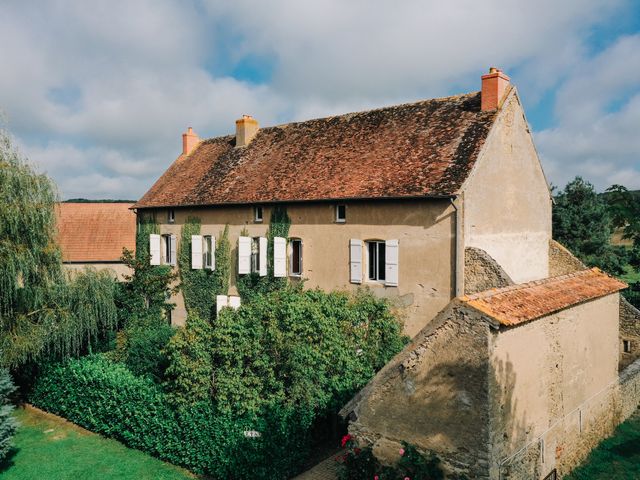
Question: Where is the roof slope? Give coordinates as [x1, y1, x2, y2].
[461, 268, 627, 326]
[56, 203, 136, 262]
[135, 92, 497, 208]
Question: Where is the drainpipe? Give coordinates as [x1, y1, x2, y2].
[450, 195, 465, 297]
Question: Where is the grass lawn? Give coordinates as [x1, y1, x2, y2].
[565, 412, 640, 479]
[0, 406, 197, 480]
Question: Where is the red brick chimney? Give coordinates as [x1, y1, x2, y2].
[235, 115, 259, 147]
[182, 127, 200, 155]
[481, 68, 510, 111]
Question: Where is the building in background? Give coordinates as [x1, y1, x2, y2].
[56, 202, 136, 280]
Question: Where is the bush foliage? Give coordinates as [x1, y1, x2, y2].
[30, 287, 406, 478]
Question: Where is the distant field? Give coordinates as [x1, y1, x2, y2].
[1, 406, 195, 480]
[565, 412, 640, 479]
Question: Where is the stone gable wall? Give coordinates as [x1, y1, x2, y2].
[464, 247, 514, 295]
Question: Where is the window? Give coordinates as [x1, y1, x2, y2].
[290, 239, 302, 276]
[168, 209, 175, 224]
[254, 206, 263, 223]
[251, 237, 260, 273]
[366, 241, 386, 281]
[161, 234, 176, 265]
[336, 204, 346, 223]
[623, 339, 632, 353]
[203, 235, 213, 269]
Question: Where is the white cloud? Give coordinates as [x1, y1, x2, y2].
[535, 35, 640, 191]
[0, 0, 636, 198]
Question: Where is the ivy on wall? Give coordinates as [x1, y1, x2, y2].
[178, 217, 230, 319]
[236, 206, 291, 303]
[135, 214, 159, 260]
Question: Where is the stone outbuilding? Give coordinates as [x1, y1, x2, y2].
[341, 269, 635, 479]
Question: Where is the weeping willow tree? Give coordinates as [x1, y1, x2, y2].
[0, 129, 117, 368]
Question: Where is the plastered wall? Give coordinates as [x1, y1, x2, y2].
[153, 199, 456, 336]
[462, 91, 552, 284]
[63, 262, 132, 281]
[489, 294, 620, 479]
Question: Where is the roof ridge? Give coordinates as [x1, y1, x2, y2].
[200, 91, 482, 143]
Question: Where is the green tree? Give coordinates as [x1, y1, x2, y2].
[0, 368, 17, 462]
[553, 177, 626, 275]
[0, 129, 117, 367]
[163, 314, 214, 407]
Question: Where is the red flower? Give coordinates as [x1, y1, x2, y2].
[354, 447, 361, 455]
[341, 434, 352, 448]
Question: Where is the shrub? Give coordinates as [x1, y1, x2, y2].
[0, 368, 17, 462]
[121, 318, 175, 383]
[29, 355, 314, 479]
[163, 314, 214, 407]
[210, 286, 407, 417]
[337, 436, 445, 480]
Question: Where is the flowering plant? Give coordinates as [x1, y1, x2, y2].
[336, 438, 445, 480]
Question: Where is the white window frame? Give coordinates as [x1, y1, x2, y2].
[623, 339, 632, 353]
[289, 238, 303, 277]
[274, 237, 287, 277]
[162, 233, 176, 266]
[336, 204, 346, 223]
[365, 240, 386, 282]
[203, 235, 215, 270]
[254, 206, 264, 223]
[168, 209, 175, 224]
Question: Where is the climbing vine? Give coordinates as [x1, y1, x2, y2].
[178, 218, 230, 319]
[236, 206, 291, 303]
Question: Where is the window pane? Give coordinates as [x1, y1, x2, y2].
[203, 236, 211, 267]
[378, 242, 386, 280]
[337, 205, 346, 221]
[291, 240, 301, 274]
[368, 242, 376, 280]
[251, 238, 259, 272]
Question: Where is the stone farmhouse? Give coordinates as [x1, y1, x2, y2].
[134, 68, 640, 479]
[56, 202, 136, 280]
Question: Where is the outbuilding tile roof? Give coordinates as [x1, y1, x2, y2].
[56, 203, 136, 262]
[461, 268, 627, 326]
[135, 91, 497, 208]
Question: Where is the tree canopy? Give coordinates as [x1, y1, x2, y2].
[0, 129, 117, 367]
[552, 177, 628, 275]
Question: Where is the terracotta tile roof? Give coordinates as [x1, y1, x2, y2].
[461, 268, 627, 327]
[56, 203, 136, 262]
[135, 91, 498, 208]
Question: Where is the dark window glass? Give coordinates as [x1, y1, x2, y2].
[251, 237, 260, 273]
[337, 205, 346, 221]
[378, 242, 386, 281]
[368, 242, 376, 279]
[255, 206, 263, 222]
[291, 239, 302, 275]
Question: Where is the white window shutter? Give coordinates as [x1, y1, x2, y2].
[169, 234, 177, 266]
[259, 237, 268, 276]
[238, 236, 251, 274]
[350, 239, 362, 284]
[150, 234, 161, 265]
[385, 239, 399, 286]
[191, 235, 203, 270]
[273, 237, 287, 277]
[216, 295, 228, 314]
[229, 296, 241, 310]
[210, 236, 216, 271]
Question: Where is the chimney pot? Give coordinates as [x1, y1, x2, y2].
[182, 126, 200, 155]
[235, 115, 259, 147]
[481, 67, 510, 111]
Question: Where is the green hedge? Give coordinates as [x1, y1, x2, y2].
[29, 355, 312, 479]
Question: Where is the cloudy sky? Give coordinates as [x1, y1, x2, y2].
[0, 0, 639, 199]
